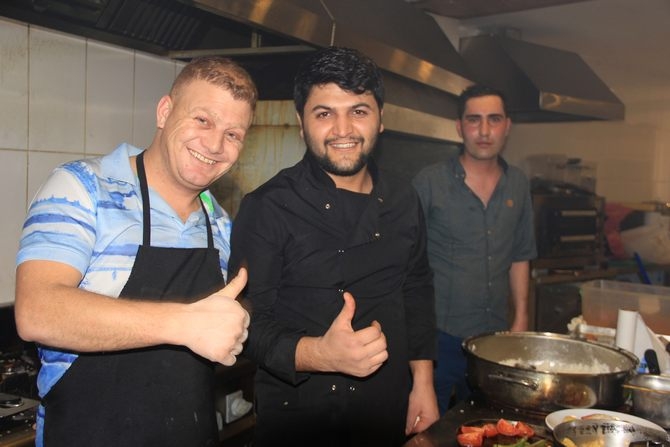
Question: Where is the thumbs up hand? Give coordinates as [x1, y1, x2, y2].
[318, 292, 388, 377]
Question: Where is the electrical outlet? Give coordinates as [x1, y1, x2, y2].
[224, 390, 244, 423]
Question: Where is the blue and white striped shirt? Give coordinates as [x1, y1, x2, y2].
[16, 143, 232, 445]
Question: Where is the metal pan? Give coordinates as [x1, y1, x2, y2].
[463, 332, 638, 413]
[552, 419, 670, 447]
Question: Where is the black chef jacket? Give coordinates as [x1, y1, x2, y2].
[229, 151, 436, 447]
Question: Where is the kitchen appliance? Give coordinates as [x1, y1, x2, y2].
[462, 332, 638, 414]
[0, 392, 38, 445]
[625, 374, 670, 428]
[532, 188, 606, 270]
[0, 305, 40, 444]
[0, 351, 38, 397]
[0, 353, 39, 444]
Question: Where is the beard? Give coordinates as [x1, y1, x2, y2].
[304, 132, 377, 177]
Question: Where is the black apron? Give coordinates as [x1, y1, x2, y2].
[43, 151, 225, 446]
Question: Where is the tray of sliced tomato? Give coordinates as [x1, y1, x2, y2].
[456, 418, 553, 447]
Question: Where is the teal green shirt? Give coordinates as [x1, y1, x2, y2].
[412, 154, 537, 338]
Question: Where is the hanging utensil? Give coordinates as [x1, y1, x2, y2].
[645, 349, 661, 375]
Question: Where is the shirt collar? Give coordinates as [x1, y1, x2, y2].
[450, 153, 509, 178]
[101, 143, 143, 185]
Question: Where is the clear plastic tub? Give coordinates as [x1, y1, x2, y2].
[580, 279, 670, 335]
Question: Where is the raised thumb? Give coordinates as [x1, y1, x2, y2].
[333, 292, 356, 328]
[220, 267, 248, 299]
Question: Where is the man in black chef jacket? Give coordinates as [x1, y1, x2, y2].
[229, 46, 439, 447]
[15, 56, 255, 447]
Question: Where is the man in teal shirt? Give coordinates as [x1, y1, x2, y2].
[412, 84, 537, 414]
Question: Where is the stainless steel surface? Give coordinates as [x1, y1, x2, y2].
[460, 34, 625, 122]
[553, 419, 670, 447]
[463, 332, 638, 414]
[0, 0, 626, 130]
[627, 375, 670, 429]
[628, 441, 670, 447]
[193, 0, 474, 96]
[0, 0, 471, 143]
[186, 0, 471, 141]
[407, 0, 592, 19]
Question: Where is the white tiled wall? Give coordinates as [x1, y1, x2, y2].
[0, 18, 303, 305]
[85, 40, 134, 154]
[29, 27, 86, 153]
[0, 19, 183, 304]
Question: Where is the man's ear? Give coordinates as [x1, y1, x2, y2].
[296, 112, 305, 139]
[455, 119, 464, 139]
[379, 108, 384, 133]
[156, 95, 172, 129]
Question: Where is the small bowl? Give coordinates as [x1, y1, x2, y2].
[553, 419, 670, 447]
[626, 374, 670, 429]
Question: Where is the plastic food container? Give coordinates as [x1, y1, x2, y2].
[580, 280, 670, 335]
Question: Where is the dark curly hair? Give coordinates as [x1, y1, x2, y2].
[293, 46, 385, 117]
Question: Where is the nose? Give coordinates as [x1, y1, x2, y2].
[332, 114, 353, 137]
[478, 119, 491, 136]
[205, 130, 227, 154]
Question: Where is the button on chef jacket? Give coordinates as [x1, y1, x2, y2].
[229, 151, 437, 447]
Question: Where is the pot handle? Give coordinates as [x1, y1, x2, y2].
[487, 373, 539, 390]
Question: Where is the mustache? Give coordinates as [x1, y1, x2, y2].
[324, 137, 364, 145]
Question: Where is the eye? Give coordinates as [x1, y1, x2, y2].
[316, 111, 331, 119]
[225, 131, 246, 145]
[465, 116, 481, 125]
[195, 116, 209, 126]
[489, 115, 505, 124]
[351, 109, 370, 119]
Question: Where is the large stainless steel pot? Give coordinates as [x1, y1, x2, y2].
[463, 332, 638, 414]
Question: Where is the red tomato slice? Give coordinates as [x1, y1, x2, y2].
[481, 423, 498, 438]
[514, 421, 535, 437]
[496, 418, 518, 437]
[460, 425, 485, 434]
[457, 431, 483, 447]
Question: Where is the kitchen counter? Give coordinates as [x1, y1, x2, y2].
[404, 393, 554, 447]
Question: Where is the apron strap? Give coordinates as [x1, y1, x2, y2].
[136, 151, 152, 246]
[136, 151, 215, 249]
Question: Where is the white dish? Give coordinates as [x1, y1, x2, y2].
[545, 408, 666, 433]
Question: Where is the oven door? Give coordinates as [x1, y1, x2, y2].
[533, 194, 605, 269]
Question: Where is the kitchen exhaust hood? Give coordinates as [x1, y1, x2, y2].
[0, 0, 624, 133]
[459, 34, 625, 122]
[0, 0, 475, 142]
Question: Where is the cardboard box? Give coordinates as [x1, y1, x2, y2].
[580, 279, 670, 335]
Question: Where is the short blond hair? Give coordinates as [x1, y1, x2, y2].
[171, 56, 258, 111]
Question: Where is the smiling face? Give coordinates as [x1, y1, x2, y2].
[298, 83, 383, 180]
[155, 78, 253, 194]
[456, 94, 511, 162]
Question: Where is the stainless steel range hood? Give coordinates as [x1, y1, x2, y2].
[0, 0, 473, 142]
[0, 0, 624, 133]
[459, 34, 625, 122]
